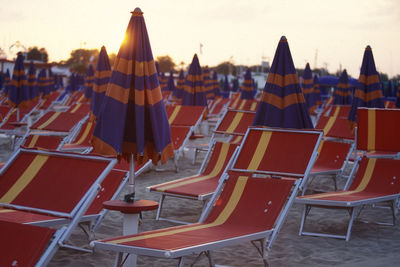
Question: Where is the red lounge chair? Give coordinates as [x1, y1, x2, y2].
[30, 111, 87, 136]
[0, 220, 66, 267]
[212, 109, 256, 144]
[323, 105, 351, 118]
[356, 108, 400, 158]
[297, 157, 400, 241]
[315, 116, 354, 141]
[66, 102, 91, 115]
[166, 105, 207, 128]
[308, 140, 355, 191]
[92, 173, 298, 266]
[147, 141, 239, 224]
[60, 120, 95, 153]
[20, 134, 64, 150]
[207, 97, 230, 118]
[0, 148, 116, 254]
[234, 99, 259, 111]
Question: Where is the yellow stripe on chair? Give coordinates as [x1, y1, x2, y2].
[37, 112, 61, 130]
[109, 176, 248, 244]
[168, 106, 181, 124]
[226, 112, 244, 133]
[247, 131, 272, 170]
[0, 155, 49, 203]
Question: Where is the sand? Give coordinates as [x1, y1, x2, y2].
[1, 133, 400, 266]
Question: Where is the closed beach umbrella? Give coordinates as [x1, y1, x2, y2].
[240, 68, 254, 100]
[231, 78, 239, 92]
[182, 54, 207, 106]
[203, 66, 214, 99]
[47, 68, 55, 92]
[253, 36, 313, 129]
[8, 53, 30, 120]
[165, 70, 176, 92]
[221, 75, 230, 99]
[301, 63, 314, 110]
[84, 64, 94, 100]
[172, 69, 184, 99]
[159, 72, 168, 91]
[211, 71, 220, 97]
[311, 75, 321, 112]
[27, 62, 39, 100]
[4, 69, 11, 95]
[38, 69, 48, 98]
[349, 45, 384, 123]
[92, 8, 174, 200]
[395, 84, 400, 108]
[334, 69, 352, 105]
[90, 46, 111, 121]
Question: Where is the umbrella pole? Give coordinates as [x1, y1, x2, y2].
[124, 153, 136, 202]
[17, 108, 20, 121]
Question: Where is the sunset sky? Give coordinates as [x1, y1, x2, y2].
[1, 0, 399, 78]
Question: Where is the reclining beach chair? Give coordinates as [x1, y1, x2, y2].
[29, 111, 88, 137]
[60, 120, 95, 153]
[323, 105, 351, 118]
[166, 105, 206, 129]
[297, 157, 400, 241]
[307, 140, 355, 191]
[315, 115, 354, 142]
[212, 109, 256, 144]
[356, 108, 400, 158]
[384, 100, 395, 108]
[169, 125, 194, 170]
[0, 148, 116, 254]
[66, 102, 91, 115]
[93, 172, 298, 266]
[19, 133, 64, 150]
[234, 99, 259, 111]
[0, 220, 66, 267]
[147, 141, 239, 224]
[207, 97, 230, 118]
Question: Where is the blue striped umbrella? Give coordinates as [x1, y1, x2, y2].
[92, 8, 174, 200]
[84, 64, 94, 100]
[221, 75, 230, 99]
[349, 45, 384, 123]
[253, 36, 313, 129]
[8, 53, 30, 120]
[182, 54, 207, 106]
[301, 63, 314, 111]
[27, 62, 39, 100]
[333, 69, 352, 105]
[240, 68, 254, 99]
[3, 69, 11, 95]
[91, 46, 111, 120]
[172, 69, 184, 99]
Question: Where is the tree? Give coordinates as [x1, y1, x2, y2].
[108, 52, 117, 69]
[156, 55, 176, 73]
[214, 61, 236, 76]
[64, 48, 99, 74]
[27, 46, 48, 62]
[379, 72, 389, 82]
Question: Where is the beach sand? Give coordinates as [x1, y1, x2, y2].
[1, 134, 400, 266]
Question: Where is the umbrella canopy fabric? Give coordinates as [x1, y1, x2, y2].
[8, 53, 30, 108]
[348, 45, 384, 123]
[91, 46, 111, 120]
[84, 64, 94, 100]
[221, 75, 230, 99]
[203, 66, 214, 99]
[311, 75, 321, 112]
[396, 84, 400, 108]
[159, 72, 168, 91]
[182, 54, 207, 106]
[253, 36, 313, 129]
[92, 8, 174, 165]
[333, 69, 352, 105]
[3, 69, 11, 96]
[47, 69, 55, 92]
[240, 68, 255, 100]
[231, 78, 239, 92]
[172, 69, 184, 99]
[165, 70, 176, 92]
[301, 63, 314, 110]
[211, 71, 220, 97]
[27, 62, 39, 101]
[37, 69, 48, 98]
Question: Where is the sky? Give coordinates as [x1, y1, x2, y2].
[0, 0, 399, 78]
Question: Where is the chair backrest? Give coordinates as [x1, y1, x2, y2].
[347, 157, 400, 194]
[0, 149, 115, 219]
[314, 140, 353, 170]
[67, 120, 95, 146]
[204, 174, 295, 230]
[231, 128, 322, 178]
[214, 110, 256, 136]
[0, 220, 58, 267]
[166, 105, 206, 127]
[201, 142, 239, 176]
[170, 126, 192, 151]
[357, 108, 400, 152]
[325, 105, 351, 118]
[66, 103, 91, 115]
[30, 111, 86, 133]
[209, 98, 230, 116]
[315, 116, 354, 141]
[235, 99, 259, 111]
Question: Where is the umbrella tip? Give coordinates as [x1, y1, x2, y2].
[366, 45, 371, 50]
[280, 36, 287, 41]
[131, 7, 143, 16]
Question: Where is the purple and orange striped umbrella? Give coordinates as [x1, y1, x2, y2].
[8, 53, 29, 109]
[90, 46, 111, 121]
[348, 45, 384, 123]
[301, 63, 314, 111]
[92, 8, 174, 198]
[253, 36, 313, 129]
[27, 62, 39, 101]
[172, 69, 184, 99]
[221, 75, 230, 99]
[84, 64, 94, 100]
[203, 66, 214, 99]
[211, 71, 220, 97]
[240, 68, 255, 100]
[333, 69, 352, 105]
[3, 69, 11, 96]
[182, 54, 207, 106]
[37, 69, 48, 98]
